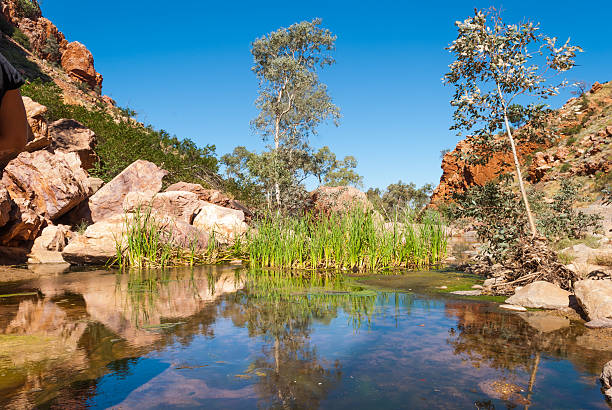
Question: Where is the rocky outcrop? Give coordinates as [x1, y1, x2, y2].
[61, 42, 103, 91]
[27, 224, 71, 264]
[0, 151, 96, 244]
[81, 160, 167, 223]
[123, 191, 202, 224]
[48, 119, 98, 170]
[192, 203, 248, 245]
[430, 138, 541, 204]
[574, 280, 612, 321]
[22, 96, 50, 151]
[602, 361, 612, 402]
[309, 186, 372, 215]
[504, 281, 571, 309]
[165, 182, 253, 220]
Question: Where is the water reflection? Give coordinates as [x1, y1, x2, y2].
[0, 266, 609, 409]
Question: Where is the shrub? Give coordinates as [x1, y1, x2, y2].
[20, 80, 220, 187]
[14, 0, 40, 19]
[41, 36, 61, 62]
[563, 124, 582, 136]
[565, 136, 577, 146]
[560, 163, 571, 172]
[11, 28, 30, 50]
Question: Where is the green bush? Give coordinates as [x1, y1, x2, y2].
[560, 163, 571, 172]
[14, 0, 40, 19]
[11, 28, 30, 50]
[565, 136, 577, 146]
[21, 80, 220, 187]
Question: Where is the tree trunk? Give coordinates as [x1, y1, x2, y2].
[498, 84, 538, 237]
[274, 117, 281, 209]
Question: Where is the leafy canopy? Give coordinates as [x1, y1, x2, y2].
[445, 8, 582, 164]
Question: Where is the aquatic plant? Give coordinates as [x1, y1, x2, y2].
[245, 208, 447, 272]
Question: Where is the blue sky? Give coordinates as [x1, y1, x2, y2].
[41, 0, 611, 190]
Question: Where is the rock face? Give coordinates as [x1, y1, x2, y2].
[309, 186, 372, 215]
[192, 202, 248, 244]
[165, 182, 253, 220]
[602, 361, 612, 402]
[505, 281, 571, 309]
[28, 224, 72, 264]
[122, 191, 202, 224]
[61, 42, 103, 90]
[0, 151, 93, 244]
[574, 280, 612, 321]
[22, 96, 50, 151]
[430, 138, 541, 204]
[85, 160, 167, 223]
[49, 119, 98, 170]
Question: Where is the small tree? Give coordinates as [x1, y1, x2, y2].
[444, 8, 581, 236]
[251, 19, 340, 209]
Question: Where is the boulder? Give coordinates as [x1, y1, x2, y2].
[527, 152, 554, 183]
[602, 361, 612, 402]
[192, 202, 248, 245]
[85, 160, 167, 223]
[123, 191, 202, 224]
[28, 224, 72, 264]
[309, 186, 372, 215]
[61, 41, 103, 90]
[62, 213, 209, 265]
[574, 280, 612, 321]
[0, 151, 93, 244]
[49, 119, 98, 170]
[505, 281, 571, 309]
[165, 182, 253, 220]
[0, 187, 11, 228]
[22, 96, 50, 151]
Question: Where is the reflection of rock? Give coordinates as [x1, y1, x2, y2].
[574, 280, 612, 321]
[602, 361, 612, 402]
[505, 281, 570, 309]
[478, 379, 529, 405]
[34, 268, 243, 347]
[518, 312, 570, 333]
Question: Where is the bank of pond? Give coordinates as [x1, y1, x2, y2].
[0, 265, 610, 408]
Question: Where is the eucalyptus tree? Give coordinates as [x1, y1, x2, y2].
[251, 18, 340, 208]
[310, 146, 362, 187]
[444, 8, 581, 236]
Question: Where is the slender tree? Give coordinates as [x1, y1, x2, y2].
[444, 8, 581, 236]
[251, 18, 340, 208]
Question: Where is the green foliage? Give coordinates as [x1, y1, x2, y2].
[565, 135, 578, 146]
[450, 181, 527, 261]
[14, 0, 40, 19]
[531, 180, 602, 240]
[367, 181, 434, 219]
[311, 146, 362, 187]
[244, 208, 447, 271]
[451, 180, 603, 261]
[563, 124, 582, 136]
[20, 80, 219, 186]
[11, 28, 30, 50]
[250, 19, 341, 209]
[560, 163, 571, 172]
[41, 36, 61, 62]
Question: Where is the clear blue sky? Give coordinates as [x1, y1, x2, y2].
[41, 0, 611, 190]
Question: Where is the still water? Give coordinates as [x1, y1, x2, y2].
[0, 265, 610, 409]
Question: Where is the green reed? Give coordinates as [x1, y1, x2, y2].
[244, 208, 447, 272]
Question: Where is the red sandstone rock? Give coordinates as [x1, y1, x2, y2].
[165, 182, 253, 220]
[61, 42, 103, 90]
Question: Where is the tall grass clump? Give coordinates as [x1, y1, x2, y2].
[245, 207, 447, 272]
[114, 207, 176, 269]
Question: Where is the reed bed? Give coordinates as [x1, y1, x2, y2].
[114, 206, 447, 272]
[245, 208, 447, 272]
